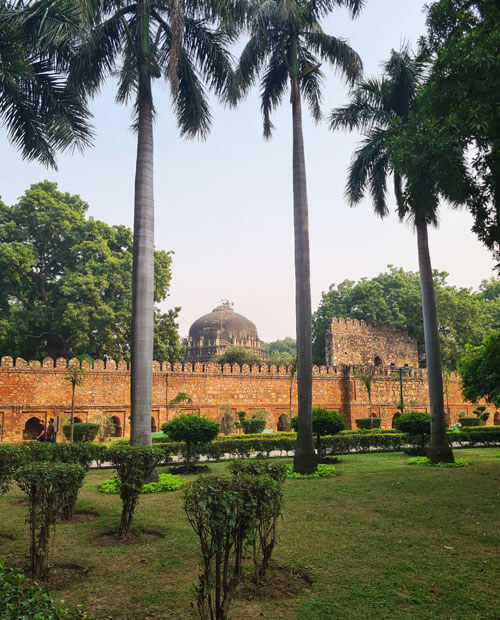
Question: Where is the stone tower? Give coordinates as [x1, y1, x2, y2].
[185, 305, 265, 364]
[325, 317, 419, 368]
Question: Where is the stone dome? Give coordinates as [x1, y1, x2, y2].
[185, 305, 264, 363]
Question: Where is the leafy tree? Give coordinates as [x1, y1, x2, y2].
[458, 331, 500, 408]
[264, 338, 296, 356]
[312, 267, 499, 369]
[216, 345, 262, 366]
[0, 0, 92, 167]
[420, 0, 500, 267]
[69, 0, 239, 447]
[162, 415, 219, 465]
[330, 48, 454, 463]
[354, 367, 374, 428]
[291, 408, 345, 456]
[232, 0, 363, 473]
[64, 363, 85, 443]
[0, 182, 181, 361]
[153, 308, 185, 363]
[394, 411, 431, 453]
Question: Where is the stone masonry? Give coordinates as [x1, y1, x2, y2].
[0, 356, 496, 443]
[325, 318, 419, 368]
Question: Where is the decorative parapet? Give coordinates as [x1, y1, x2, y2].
[0, 355, 461, 382]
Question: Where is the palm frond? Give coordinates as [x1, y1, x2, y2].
[303, 31, 361, 84]
[173, 48, 211, 138]
[299, 61, 323, 122]
[260, 46, 288, 138]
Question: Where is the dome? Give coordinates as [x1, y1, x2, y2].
[185, 305, 264, 363]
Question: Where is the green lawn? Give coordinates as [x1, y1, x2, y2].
[1, 449, 499, 619]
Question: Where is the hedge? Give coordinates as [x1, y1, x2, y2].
[355, 418, 382, 429]
[62, 423, 100, 442]
[459, 417, 481, 427]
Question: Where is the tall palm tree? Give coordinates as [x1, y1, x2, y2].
[330, 48, 454, 463]
[69, 0, 238, 445]
[231, 0, 363, 473]
[0, 0, 93, 167]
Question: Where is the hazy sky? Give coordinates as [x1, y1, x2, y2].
[1, 0, 496, 343]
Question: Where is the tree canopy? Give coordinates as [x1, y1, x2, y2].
[215, 345, 262, 367]
[0, 181, 183, 362]
[458, 330, 500, 408]
[312, 266, 500, 369]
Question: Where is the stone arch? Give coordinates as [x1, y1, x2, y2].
[391, 412, 401, 428]
[110, 415, 122, 437]
[494, 411, 500, 426]
[151, 416, 157, 433]
[277, 413, 290, 432]
[73, 416, 83, 424]
[374, 356, 383, 367]
[23, 417, 42, 440]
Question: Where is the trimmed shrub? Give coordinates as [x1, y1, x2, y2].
[62, 423, 100, 442]
[106, 445, 164, 539]
[162, 415, 219, 464]
[228, 460, 287, 483]
[241, 418, 266, 434]
[98, 472, 185, 494]
[15, 462, 85, 578]
[355, 417, 382, 429]
[0, 445, 25, 495]
[292, 408, 346, 455]
[460, 417, 480, 427]
[286, 463, 337, 479]
[0, 563, 94, 619]
[394, 412, 431, 453]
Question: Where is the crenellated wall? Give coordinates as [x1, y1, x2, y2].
[0, 356, 496, 442]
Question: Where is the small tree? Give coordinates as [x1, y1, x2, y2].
[95, 412, 116, 442]
[394, 412, 431, 454]
[107, 445, 164, 539]
[354, 368, 375, 428]
[216, 346, 262, 367]
[472, 406, 489, 425]
[64, 364, 86, 443]
[0, 446, 25, 496]
[170, 392, 193, 414]
[292, 408, 346, 456]
[220, 405, 235, 436]
[15, 462, 85, 578]
[162, 415, 219, 466]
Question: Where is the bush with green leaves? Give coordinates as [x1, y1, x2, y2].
[394, 412, 431, 453]
[0, 563, 94, 620]
[292, 408, 346, 455]
[62, 423, 100, 442]
[106, 445, 164, 539]
[0, 445, 25, 495]
[460, 417, 480, 427]
[98, 472, 185, 494]
[161, 415, 219, 465]
[286, 463, 337, 479]
[355, 417, 382, 430]
[407, 456, 470, 468]
[15, 462, 85, 578]
[241, 418, 266, 434]
[228, 459, 287, 483]
[220, 405, 235, 435]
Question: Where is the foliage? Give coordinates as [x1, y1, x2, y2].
[220, 405, 235, 435]
[0, 562, 94, 620]
[106, 445, 164, 539]
[356, 418, 382, 430]
[0, 1, 92, 168]
[458, 331, 500, 407]
[0, 182, 177, 360]
[162, 415, 219, 464]
[0, 445, 24, 495]
[153, 308, 185, 363]
[15, 462, 85, 578]
[241, 418, 266, 434]
[291, 408, 346, 455]
[459, 417, 481, 427]
[215, 345, 262, 367]
[312, 267, 499, 367]
[227, 460, 288, 483]
[98, 473, 185, 494]
[286, 464, 337, 479]
[421, 0, 500, 265]
[62, 423, 100, 443]
[95, 413, 116, 442]
[394, 412, 431, 449]
[407, 456, 470, 468]
[263, 337, 296, 357]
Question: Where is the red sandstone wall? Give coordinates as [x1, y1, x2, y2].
[0, 356, 496, 442]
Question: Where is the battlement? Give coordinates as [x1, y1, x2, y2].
[0, 355, 459, 381]
[328, 317, 412, 339]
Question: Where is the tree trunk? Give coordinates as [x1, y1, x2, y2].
[415, 219, 454, 463]
[130, 55, 154, 447]
[290, 76, 316, 474]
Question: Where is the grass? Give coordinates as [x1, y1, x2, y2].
[0, 448, 499, 619]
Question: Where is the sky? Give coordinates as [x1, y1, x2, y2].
[1, 0, 496, 343]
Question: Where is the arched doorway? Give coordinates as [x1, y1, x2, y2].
[151, 416, 157, 432]
[277, 414, 290, 432]
[73, 416, 83, 424]
[494, 411, 500, 426]
[374, 356, 383, 367]
[23, 417, 42, 440]
[111, 415, 122, 437]
[391, 412, 401, 428]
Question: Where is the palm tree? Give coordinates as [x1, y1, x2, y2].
[0, 0, 93, 167]
[354, 366, 374, 428]
[231, 0, 363, 473]
[69, 0, 238, 445]
[330, 48, 454, 462]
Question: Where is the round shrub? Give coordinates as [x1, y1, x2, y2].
[355, 417, 382, 430]
[394, 411, 430, 436]
[241, 418, 266, 434]
[459, 417, 480, 427]
[162, 415, 219, 464]
[291, 408, 346, 455]
[62, 422, 100, 442]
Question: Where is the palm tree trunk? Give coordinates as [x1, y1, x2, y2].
[290, 76, 316, 474]
[416, 219, 454, 463]
[130, 56, 154, 447]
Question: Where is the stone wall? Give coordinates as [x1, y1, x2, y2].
[325, 317, 419, 368]
[1, 356, 496, 442]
